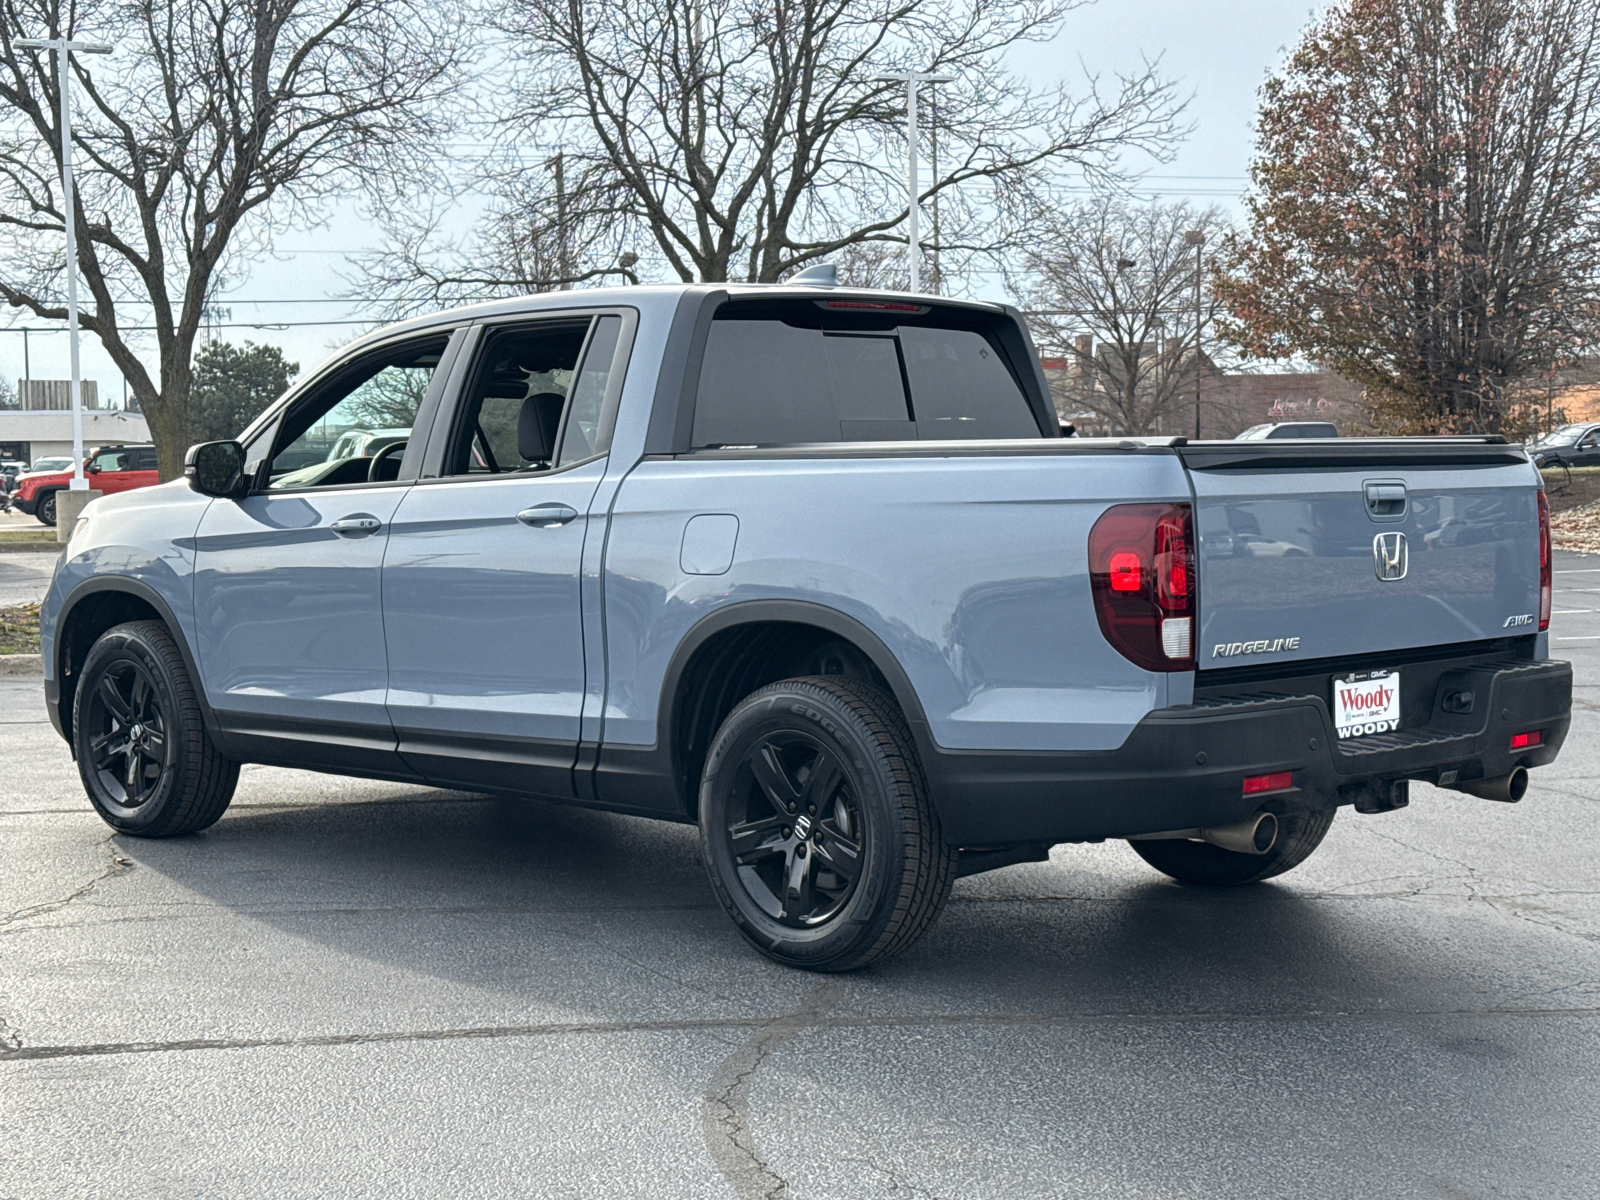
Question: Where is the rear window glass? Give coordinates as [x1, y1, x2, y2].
[692, 312, 1040, 446]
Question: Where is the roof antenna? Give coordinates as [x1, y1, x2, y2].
[788, 262, 837, 287]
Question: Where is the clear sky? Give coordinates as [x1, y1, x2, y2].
[0, 0, 1322, 405]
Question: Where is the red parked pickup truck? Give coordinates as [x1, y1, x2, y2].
[14, 444, 160, 525]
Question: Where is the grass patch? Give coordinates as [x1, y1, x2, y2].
[0, 603, 41, 656]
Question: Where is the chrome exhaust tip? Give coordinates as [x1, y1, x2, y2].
[1452, 767, 1530, 804]
[1199, 811, 1279, 855]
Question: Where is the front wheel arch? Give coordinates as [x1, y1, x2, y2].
[54, 580, 222, 750]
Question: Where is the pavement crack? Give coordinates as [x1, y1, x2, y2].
[701, 978, 845, 1200]
[0, 835, 132, 931]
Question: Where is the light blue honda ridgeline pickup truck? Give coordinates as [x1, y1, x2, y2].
[40, 281, 1572, 970]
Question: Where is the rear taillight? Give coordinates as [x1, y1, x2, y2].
[1088, 502, 1196, 672]
[1510, 729, 1543, 750]
[1538, 489, 1552, 632]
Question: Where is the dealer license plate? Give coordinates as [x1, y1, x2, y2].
[1333, 669, 1401, 739]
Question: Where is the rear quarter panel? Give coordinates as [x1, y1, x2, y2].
[602, 450, 1191, 752]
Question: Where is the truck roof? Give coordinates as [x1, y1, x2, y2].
[308, 283, 1012, 384]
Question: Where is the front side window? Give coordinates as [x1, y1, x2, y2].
[90, 447, 132, 472]
[266, 337, 447, 490]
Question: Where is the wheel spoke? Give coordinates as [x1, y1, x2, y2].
[813, 826, 863, 884]
[123, 745, 141, 789]
[798, 752, 844, 814]
[129, 673, 151, 720]
[142, 727, 165, 754]
[98, 675, 133, 723]
[729, 815, 786, 864]
[783, 845, 814, 918]
[749, 741, 801, 811]
[91, 731, 130, 769]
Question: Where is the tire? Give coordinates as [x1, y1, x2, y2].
[37, 490, 57, 525]
[72, 620, 239, 837]
[1129, 807, 1336, 886]
[698, 676, 956, 971]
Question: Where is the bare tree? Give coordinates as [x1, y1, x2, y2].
[361, 0, 1183, 308]
[0, 0, 463, 477]
[1021, 196, 1229, 435]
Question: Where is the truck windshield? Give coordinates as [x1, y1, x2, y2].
[693, 305, 1042, 446]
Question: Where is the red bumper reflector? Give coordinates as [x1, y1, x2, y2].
[1510, 730, 1543, 750]
[1243, 771, 1294, 796]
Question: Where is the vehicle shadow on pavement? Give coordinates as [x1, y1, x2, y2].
[110, 790, 1519, 1021]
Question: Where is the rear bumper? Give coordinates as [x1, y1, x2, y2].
[927, 656, 1571, 845]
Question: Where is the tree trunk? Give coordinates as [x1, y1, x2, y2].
[143, 392, 191, 483]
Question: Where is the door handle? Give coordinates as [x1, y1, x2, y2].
[330, 516, 382, 534]
[517, 503, 579, 528]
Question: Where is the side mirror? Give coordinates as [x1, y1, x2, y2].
[185, 441, 248, 498]
[86, 462, 101, 473]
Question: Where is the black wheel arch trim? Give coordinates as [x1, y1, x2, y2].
[588, 598, 944, 822]
[52, 576, 226, 752]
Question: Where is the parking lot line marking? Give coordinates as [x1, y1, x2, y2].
[1556, 636, 1600, 641]
[1555, 569, 1600, 574]
[1553, 609, 1596, 614]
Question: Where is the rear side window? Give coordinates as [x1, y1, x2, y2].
[692, 311, 1040, 447]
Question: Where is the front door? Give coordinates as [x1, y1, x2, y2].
[191, 332, 456, 774]
[381, 314, 627, 796]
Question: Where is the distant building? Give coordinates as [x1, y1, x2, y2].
[18, 379, 100, 411]
[1039, 345, 1367, 438]
[0, 407, 149, 466]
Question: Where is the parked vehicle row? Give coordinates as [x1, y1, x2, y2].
[41, 281, 1570, 970]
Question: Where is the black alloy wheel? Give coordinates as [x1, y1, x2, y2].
[73, 620, 239, 836]
[725, 730, 865, 928]
[38, 490, 57, 525]
[699, 676, 956, 971]
[82, 657, 170, 816]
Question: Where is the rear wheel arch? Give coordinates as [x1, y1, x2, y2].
[662, 601, 940, 820]
[55, 581, 219, 747]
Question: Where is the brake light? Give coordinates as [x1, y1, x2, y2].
[1537, 489, 1552, 631]
[1088, 502, 1196, 671]
[1510, 730, 1543, 750]
[817, 300, 930, 313]
[1243, 771, 1294, 796]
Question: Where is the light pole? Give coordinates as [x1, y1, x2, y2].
[874, 70, 955, 294]
[1185, 229, 1205, 440]
[16, 34, 113, 491]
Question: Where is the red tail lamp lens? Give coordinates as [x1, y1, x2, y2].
[1510, 730, 1543, 750]
[1243, 771, 1295, 796]
[1088, 502, 1196, 672]
[1108, 551, 1143, 592]
[1538, 490, 1552, 632]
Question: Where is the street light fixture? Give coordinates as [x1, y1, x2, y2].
[1184, 229, 1206, 440]
[874, 70, 956, 294]
[15, 34, 114, 492]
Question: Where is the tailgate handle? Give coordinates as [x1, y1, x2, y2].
[1365, 482, 1408, 519]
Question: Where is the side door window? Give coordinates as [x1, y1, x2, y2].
[264, 337, 448, 491]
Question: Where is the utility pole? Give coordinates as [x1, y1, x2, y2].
[1185, 230, 1205, 440]
[874, 70, 955, 294]
[16, 34, 113, 490]
[546, 152, 568, 290]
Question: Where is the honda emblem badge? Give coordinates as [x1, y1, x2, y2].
[1373, 531, 1408, 581]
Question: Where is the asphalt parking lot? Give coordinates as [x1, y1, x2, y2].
[2, 553, 1598, 1199]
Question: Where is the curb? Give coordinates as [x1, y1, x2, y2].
[0, 541, 59, 554]
[0, 655, 43, 677]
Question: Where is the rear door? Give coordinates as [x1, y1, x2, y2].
[1182, 440, 1543, 671]
[381, 310, 633, 797]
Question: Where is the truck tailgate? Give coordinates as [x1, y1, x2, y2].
[1180, 439, 1543, 671]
